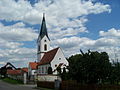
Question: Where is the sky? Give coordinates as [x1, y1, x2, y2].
[0, 0, 120, 67]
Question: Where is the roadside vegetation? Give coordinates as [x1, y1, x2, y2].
[1, 77, 23, 84]
[60, 50, 120, 85]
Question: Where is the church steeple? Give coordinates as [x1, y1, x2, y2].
[37, 13, 50, 62]
[39, 13, 50, 40]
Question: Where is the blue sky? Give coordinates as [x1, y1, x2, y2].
[0, 0, 120, 67]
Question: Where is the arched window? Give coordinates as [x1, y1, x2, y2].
[38, 45, 40, 51]
[48, 67, 53, 74]
[44, 44, 47, 51]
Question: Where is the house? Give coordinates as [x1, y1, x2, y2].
[7, 67, 28, 84]
[22, 67, 28, 73]
[28, 62, 37, 81]
[7, 69, 22, 80]
[37, 14, 69, 77]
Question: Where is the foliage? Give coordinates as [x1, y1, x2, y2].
[2, 77, 23, 84]
[0, 66, 7, 77]
[109, 61, 120, 84]
[61, 67, 68, 80]
[67, 50, 111, 84]
[56, 66, 61, 75]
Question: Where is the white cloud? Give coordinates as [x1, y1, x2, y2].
[0, 22, 38, 41]
[51, 28, 120, 60]
[0, 47, 37, 67]
[0, 0, 112, 67]
[0, 62, 6, 65]
[0, 0, 111, 24]
[100, 28, 120, 37]
[0, 22, 38, 67]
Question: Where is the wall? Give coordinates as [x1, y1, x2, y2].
[51, 48, 69, 74]
[7, 72, 27, 84]
[37, 75, 61, 82]
[37, 35, 50, 61]
[37, 64, 50, 75]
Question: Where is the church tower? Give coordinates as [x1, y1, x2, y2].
[37, 14, 50, 62]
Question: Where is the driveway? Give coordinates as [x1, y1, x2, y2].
[0, 80, 38, 90]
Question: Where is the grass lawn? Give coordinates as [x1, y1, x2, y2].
[2, 77, 23, 84]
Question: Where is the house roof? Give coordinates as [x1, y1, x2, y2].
[29, 62, 38, 70]
[38, 47, 59, 65]
[4, 62, 17, 70]
[22, 68, 28, 72]
[7, 70, 21, 75]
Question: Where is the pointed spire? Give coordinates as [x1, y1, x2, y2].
[38, 13, 50, 40]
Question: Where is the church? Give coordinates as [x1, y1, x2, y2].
[37, 14, 69, 75]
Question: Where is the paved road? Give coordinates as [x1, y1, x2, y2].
[0, 80, 38, 90]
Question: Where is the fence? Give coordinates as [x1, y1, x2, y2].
[37, 81, 54, 89]
[60, 81, 120, 90]
[37, 80, 120, 90]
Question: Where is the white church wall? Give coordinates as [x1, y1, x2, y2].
[38, 64, 50, 74]
[40, 36, 50, 52]
[51, 48, 69, 74]
[37, 36, 50, 62]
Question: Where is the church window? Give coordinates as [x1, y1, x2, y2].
[38, 45, 40, 51]
[46, 66, 48, 73]
[42, 67, 44, 74]
[44, 40, 47, 42]
[59, 58, 61, 60]
[44, 44, 47, 51]
[55, 64, 57, 67]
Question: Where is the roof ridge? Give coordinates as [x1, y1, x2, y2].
[45, 47, 59, 53]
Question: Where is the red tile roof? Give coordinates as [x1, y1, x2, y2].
[7, 70, 21, 75]
[38, 47, 59, 65]
[22, 68, 28, 72]
[29, 62, 37, 70]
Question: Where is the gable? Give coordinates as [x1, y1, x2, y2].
[51, 48, 69, 69]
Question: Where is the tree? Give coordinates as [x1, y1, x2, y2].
[67, 50, 111, 84]
[0, 66, 7, 78]
[61, 67, 68, 80]
[56, 66, 61, 75]
[109, 61, 120, 85]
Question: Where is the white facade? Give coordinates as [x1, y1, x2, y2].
[51, 48, 69, 74]
[38, 64, 50, 74]
[37, 48, 69, 75]
[37, 35, 50, 62]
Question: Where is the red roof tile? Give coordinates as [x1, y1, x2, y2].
[7, 70, 21, 75]
[22, 68, 28, 72]
[38, 47, 59, 65]
[29, 62, 37, 70]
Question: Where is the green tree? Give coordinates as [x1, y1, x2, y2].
[109, 61, 120, 84]
[67, 50, 111, 84]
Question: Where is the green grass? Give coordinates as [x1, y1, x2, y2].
[2, 77, 23, 84]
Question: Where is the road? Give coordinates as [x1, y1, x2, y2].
[0, 80, 38, 90]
